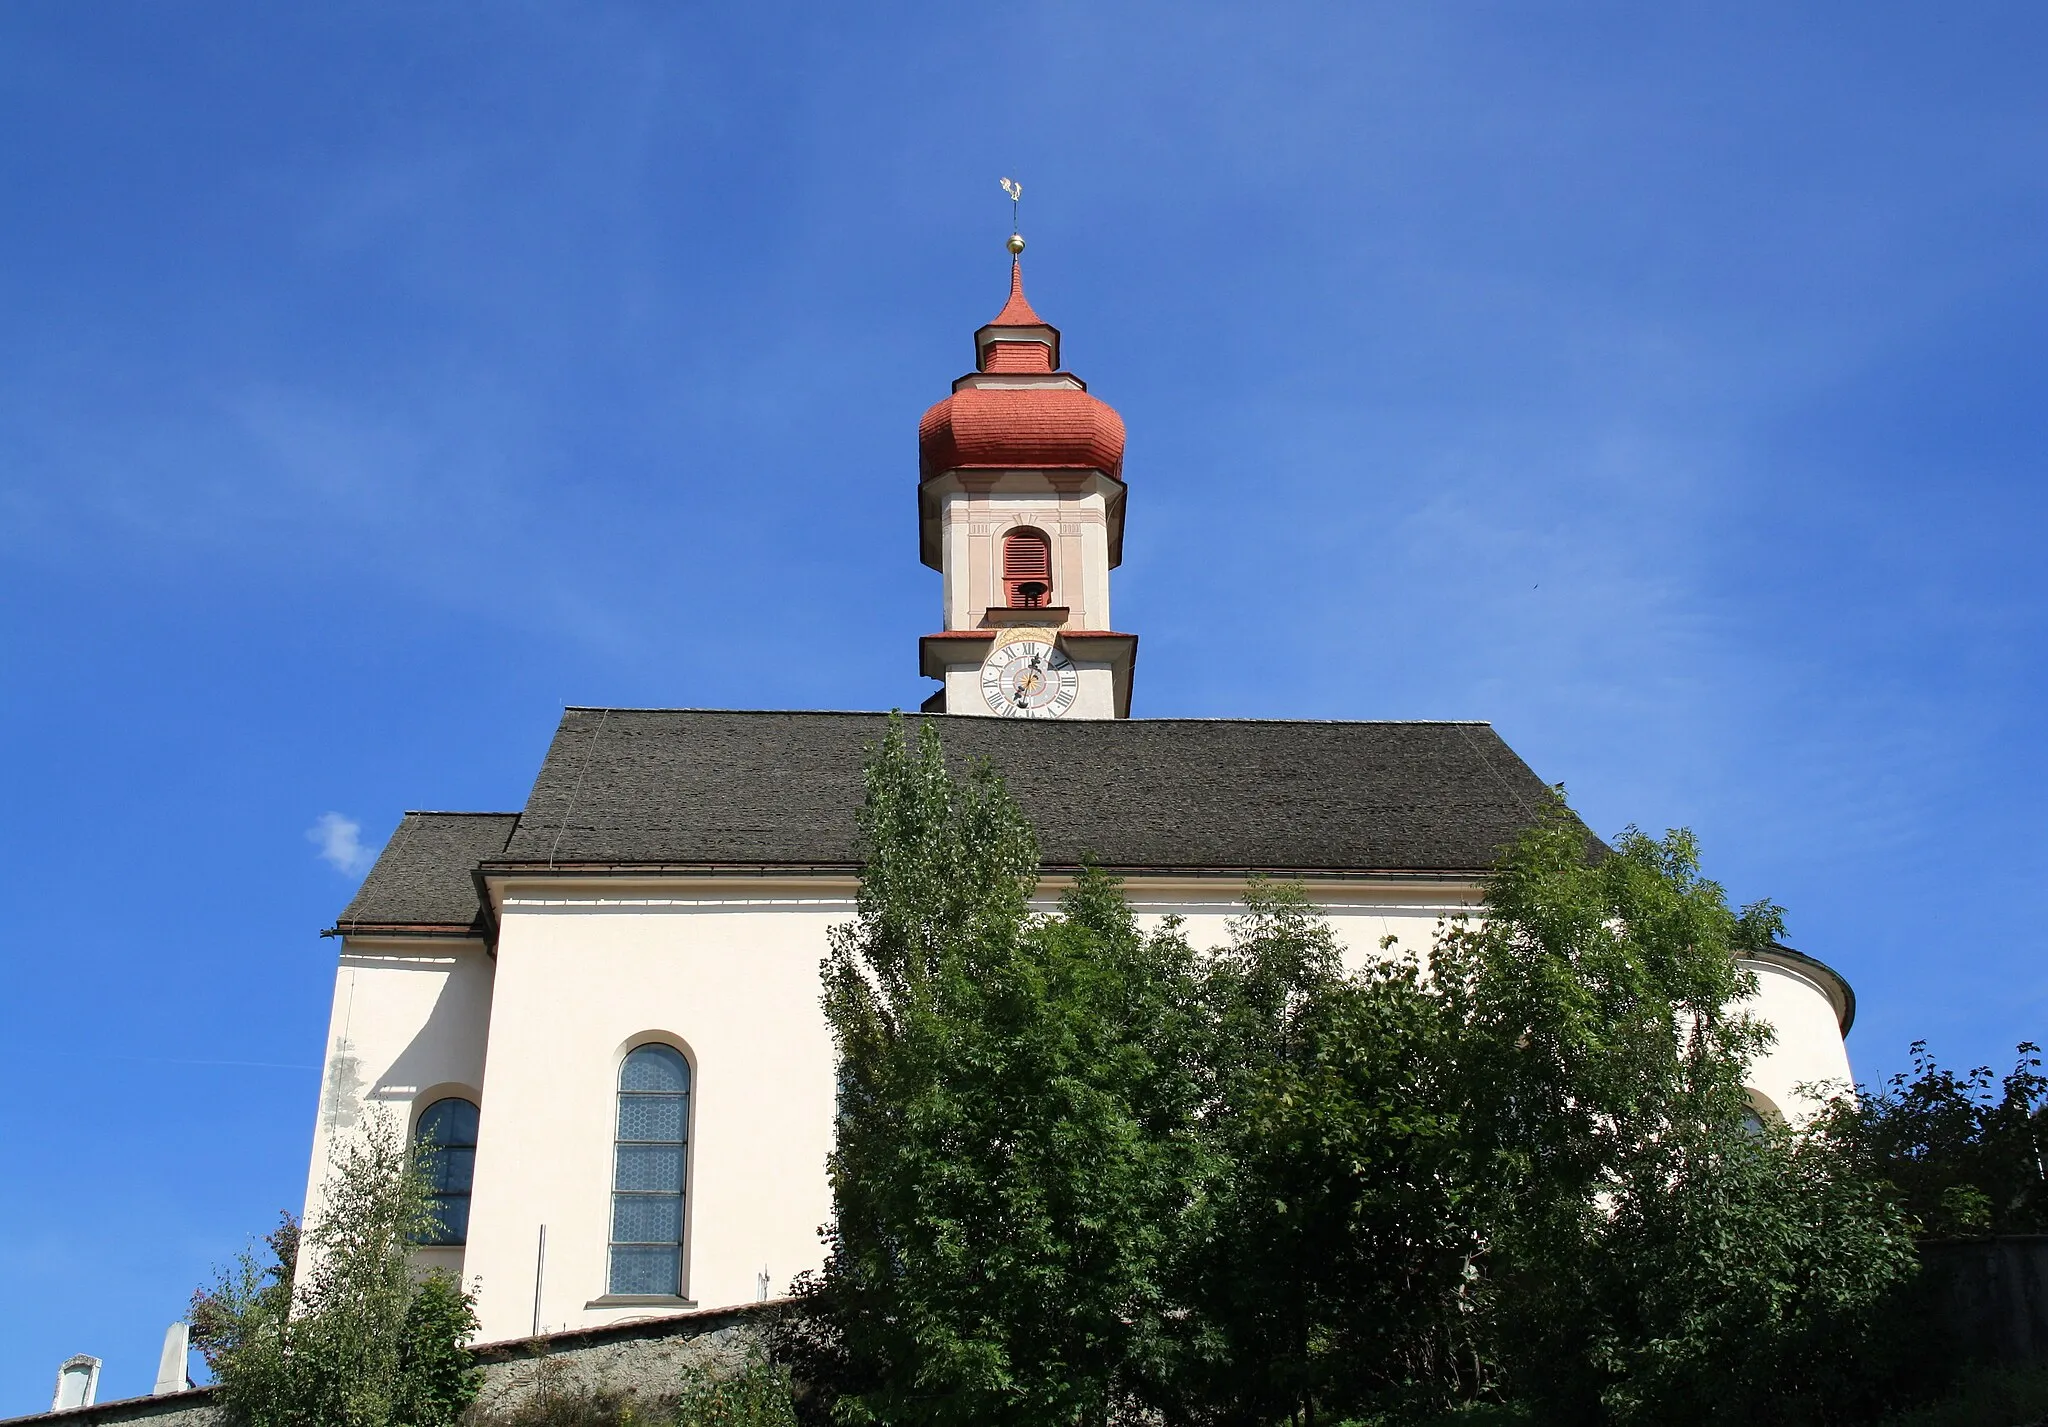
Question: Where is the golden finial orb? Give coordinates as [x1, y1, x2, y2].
[1007, 232, 1026, 255]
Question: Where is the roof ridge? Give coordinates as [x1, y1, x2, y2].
[352, 714, 1567, 927]
[554, 707, 1496, 728]
[400, 809, 523, 817]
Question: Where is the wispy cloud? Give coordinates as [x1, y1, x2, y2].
[307, 812, 379, 877]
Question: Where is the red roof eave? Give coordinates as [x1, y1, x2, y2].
[921, 629, 1138, 640]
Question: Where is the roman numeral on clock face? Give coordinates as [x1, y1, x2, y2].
[978, 638, 1077, 717]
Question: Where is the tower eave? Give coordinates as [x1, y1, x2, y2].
[974, 321, 1062, 370]
[920, 631, 1137, 719]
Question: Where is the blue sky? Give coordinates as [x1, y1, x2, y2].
[3, 1, 2045, 1410]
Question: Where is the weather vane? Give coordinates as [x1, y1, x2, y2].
[1000, 177, 1025, 255]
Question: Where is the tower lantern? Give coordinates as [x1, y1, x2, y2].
[916, 245, 1135, 717]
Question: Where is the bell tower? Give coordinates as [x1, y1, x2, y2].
[916, 238, 1135, 718]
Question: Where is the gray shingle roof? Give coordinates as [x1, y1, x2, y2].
[333, 812, 519, 931]
[328, 712, 1855, 1035]
[493, 710, 1558, 873]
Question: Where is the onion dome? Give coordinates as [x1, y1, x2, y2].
[917, 386, 1127, 481]
[917, 258, 1127, 481]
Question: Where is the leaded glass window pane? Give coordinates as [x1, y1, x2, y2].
[620, 1045, 689, 1093]
[617, 1094, 687, 1142]
[418, 1097, 479, 1146]
[426, 1145, 475, 1195]
[609, 1245, 680, 1297]
[413, 1096, 480, 1248]
[609, 1045, 690, 1295]
[614, 1144, 685, 1192]
[612, 1194, 684, 1244]
[428, 1194, 471, 1245]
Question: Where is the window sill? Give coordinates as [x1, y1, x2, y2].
[584, 1294, 698, 1309]
[981, 606, 1069, 626]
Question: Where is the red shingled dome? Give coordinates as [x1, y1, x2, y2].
[919, 387, 1126, 481]
[918, 259, 1127, 481]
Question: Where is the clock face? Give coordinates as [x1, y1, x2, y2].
[980, 638, 1078, 718]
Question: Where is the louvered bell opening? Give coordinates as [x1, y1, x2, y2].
[1003, 528, 1053, 608]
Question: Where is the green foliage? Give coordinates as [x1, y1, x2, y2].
[795, 716, 1213, 1427]
[1576, 1120, 1920, 1426]
[1174, 883, 1477, 1423]
[193, 1111, 481, 1427]
[1815, 1041, 2048, 1237]
[1427, 809, 1918, 1425]
[1430, 813, 1776, 1233]
[1341, 1407, 1538, 1427]
[674, 1358, 803, 1427]
[802, 730, 1924, 1427]
[1873, 1363, 2048, 1427]
[402, 1270, 486, 1427]
[188, 1213, 302, 1416]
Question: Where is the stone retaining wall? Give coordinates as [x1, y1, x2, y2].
[467, 1300, 778, 1419]
[0, 1301, 780, 1427]
[0, 1390, 220, 1427]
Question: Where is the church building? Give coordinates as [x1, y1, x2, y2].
[309, 244, 1856, 1345]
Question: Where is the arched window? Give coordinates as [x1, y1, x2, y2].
[1002, 527, 1053, 608]
[413, 1097, 479, 1246]
[1741, 1088, 1783, 1137]
[610, 1043, 691, 1296]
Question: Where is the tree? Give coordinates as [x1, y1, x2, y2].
[797, 726, 1918, 1427]
[1578, 1117, 1920, 1427]
[1430, 805, 1917, 1426]
[1169, 882, 1475, 1425]
[792, 717, 1212, 1427]
[1816, 1040, 2048, 1238]
[192, 1110, 481, 1427]
[1163, 805, 1913, 1427]
[1165, 802, 1917, 1426]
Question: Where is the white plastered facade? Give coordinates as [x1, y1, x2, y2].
[941, 654, 1120, 722]
[303, 938, 495, 1281]
[1731, 952, 1855, 1122]
[921, 468, 1127, 719]
[305, 872, 1854, 1344]
[931, 471, 1117, 634]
